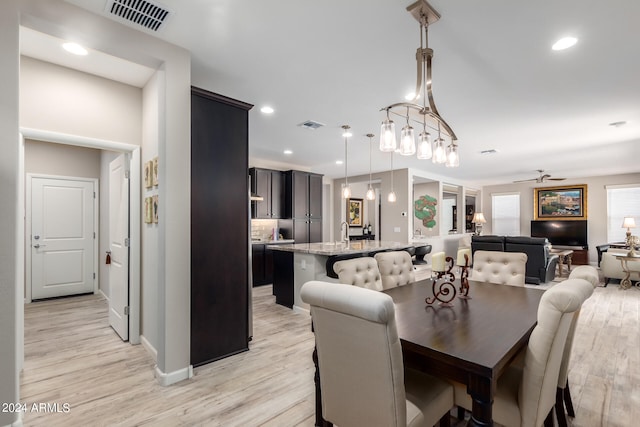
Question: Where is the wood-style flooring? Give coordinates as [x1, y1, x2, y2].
[21, 279, 640, 426]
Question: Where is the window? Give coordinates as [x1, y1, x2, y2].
[606, 184, 640, 242]
[492, 193, 520, 236]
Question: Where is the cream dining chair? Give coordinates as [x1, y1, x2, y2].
[452, 278, 594, 427]
[333, 256, 383, 291]
[301, 281, 454, 427]
[555, 269, 598, 427]
[470, 250, 527, 286]
[374, 251, 416, 290]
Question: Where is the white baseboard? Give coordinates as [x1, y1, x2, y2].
[154, 364, 193, 387]
[140, 335, 157, 362]
[98, 289, 109, 302]
[8, 412, 23, 427]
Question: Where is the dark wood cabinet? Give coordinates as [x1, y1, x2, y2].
[251, 243, 274, 286]
[190, 87, 252, 367]
[249, 168, 283, 219]
[284, 170, 323, 243]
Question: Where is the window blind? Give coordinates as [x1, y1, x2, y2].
[492, 193, 520, 236]
[606, 184, 640, 242]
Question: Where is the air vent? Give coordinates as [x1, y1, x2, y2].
[479, 149, 499, 155]
[298, 120, 325, 130]
[105, 0, 171, 32]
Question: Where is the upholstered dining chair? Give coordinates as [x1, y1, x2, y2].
[470, 250, 527, 286]
[452, 278, 594, 427]
[301, 281, 454, 427]
[333, 256, 383, 291]
[555, 273, 598, 427]
[374, 251, 416, 290]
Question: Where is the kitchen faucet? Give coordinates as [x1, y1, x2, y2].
[340, 221, 349, 243]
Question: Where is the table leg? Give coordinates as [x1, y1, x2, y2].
[620, 259, 632, 290]
[566, 254, 572, 273]
[557, 256, 565, 276]
[468, 375, 494, 427]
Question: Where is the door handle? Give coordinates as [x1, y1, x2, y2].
[33, 244, 47, 249]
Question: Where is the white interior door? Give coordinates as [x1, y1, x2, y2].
[109, 154, 130, 341]
[31, 177, 95, 300]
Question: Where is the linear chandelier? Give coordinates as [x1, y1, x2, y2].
[379, 0, 459, 168]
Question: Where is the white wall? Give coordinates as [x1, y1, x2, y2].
[482, 172, 640, 264]
[0, 1, 20, 425]
[25, 139, 102, 177]
[14, 0, 192, 388]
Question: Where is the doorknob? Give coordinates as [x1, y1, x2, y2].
[33, 244, 46, 249]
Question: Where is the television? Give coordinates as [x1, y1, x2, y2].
[530, 220, 588, 248]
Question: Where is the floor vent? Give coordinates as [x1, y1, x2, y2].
[298, 120, 325, 130]
[105, 0, 171, 32]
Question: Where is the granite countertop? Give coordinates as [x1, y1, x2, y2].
[252, 239, 295, 245]
[267, 240, 419, 256]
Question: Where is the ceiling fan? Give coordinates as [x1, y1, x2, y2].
[513, 170, 567, 183]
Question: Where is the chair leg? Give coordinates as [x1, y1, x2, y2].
[439, 411, 451, 427]
[544, 408, 555, 427]
[456, 406, 465, 420]
[564, 379, 576, 417]
[604, 277, 610, 287]
[556, 387, 568, 427]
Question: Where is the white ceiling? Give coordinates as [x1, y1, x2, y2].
[22, 0, 640, 185]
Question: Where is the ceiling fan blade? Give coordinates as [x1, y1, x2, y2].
[513, 178, 537, 183]
[548, 178, 566, 181]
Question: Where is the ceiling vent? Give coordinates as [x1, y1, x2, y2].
[298, 120, 325, 130]
[104, 0, 171, 32]
[479, 149, 499, 155]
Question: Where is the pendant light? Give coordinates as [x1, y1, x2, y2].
[341, 125, 352, 199]
[365, 133, 376, 201]
[388, 150, 396, 203]
[380, 110, 397, 152]
[399, 107, 416, 156]
[445, 143, 459, 167]
[417, 119, 432, 160]
[432, 123, 446, 164]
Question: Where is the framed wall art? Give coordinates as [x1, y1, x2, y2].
[144, 196, 153, 223]
[152, 195, 159, 223]
[534, 184, 587, 220]
[152, 157, 159, 186]
[144, 161, 152, 188]
[347, 198, 363, 227]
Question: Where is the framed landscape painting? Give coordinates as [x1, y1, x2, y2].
[534, 184, 587, 220]
[347, 198, 363, 227]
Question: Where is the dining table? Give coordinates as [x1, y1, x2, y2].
[312, 278, 545, 427]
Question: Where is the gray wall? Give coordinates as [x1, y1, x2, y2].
[482, 172, 640, 264]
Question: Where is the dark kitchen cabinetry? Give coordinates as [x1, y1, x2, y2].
[251, 243, 274, 286]
[284, 170, 323, 243]
[249, 168, 283, 219]
[190, 87, 252, 367]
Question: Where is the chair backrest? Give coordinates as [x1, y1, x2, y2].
[470, 250, 527, 286]
[556, 279, 595, 388]
[568, 265, 599, 288]
[300, 281, 407, 427]
[519, 279, 592, 427]
[333, 257, 383, 291]
[374, 251, 416, 289]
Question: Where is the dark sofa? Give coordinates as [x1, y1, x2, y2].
[471, 235, 559, 285]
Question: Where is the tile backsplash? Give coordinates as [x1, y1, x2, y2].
[251, 219, 278, 241]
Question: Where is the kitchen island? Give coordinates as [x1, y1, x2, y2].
[268, 241, 424, 312]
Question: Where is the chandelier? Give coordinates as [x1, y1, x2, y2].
[379, 0, 459, 168]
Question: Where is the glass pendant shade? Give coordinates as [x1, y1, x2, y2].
[399, 125, 416, 156]
[445, 144, 459, 167]
[432, 138, 446, 164]
[417, 131, 432, 159]
[388, 191, 397, 203]
[342, 184, 351, 199]
[366, 187, 376, 201]
[380, 119, 397, 152]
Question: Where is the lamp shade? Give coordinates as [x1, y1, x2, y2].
[472, 212, 486, 224]
[399, 125, 416, 156]
[622, 217, 636, 229]
[380, 118, 397, 152]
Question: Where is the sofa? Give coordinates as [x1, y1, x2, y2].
[600, 248, 640, 286]
[471, 235, 559, 285]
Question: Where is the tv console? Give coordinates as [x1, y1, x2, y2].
[550, 245, 588, 265]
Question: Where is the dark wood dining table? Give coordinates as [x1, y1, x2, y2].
[386, 278, 545, 426]
[312, 278, 545, 427]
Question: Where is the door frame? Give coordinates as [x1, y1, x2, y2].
[20, 127, 141, 345]
[26, 174, 99, 302]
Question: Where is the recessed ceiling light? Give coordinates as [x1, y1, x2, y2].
[283, 149, 293, 155]
[260, 106, 274, 114]
[335, 160, 343, 165]
[62, 42, 88, 56]
[552, 37, 578, 51]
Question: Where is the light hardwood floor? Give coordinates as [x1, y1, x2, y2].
[21, 279, 639, 426]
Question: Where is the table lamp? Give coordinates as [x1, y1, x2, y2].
[472, 212, 487, 236]
[622, 216, 636, 244]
